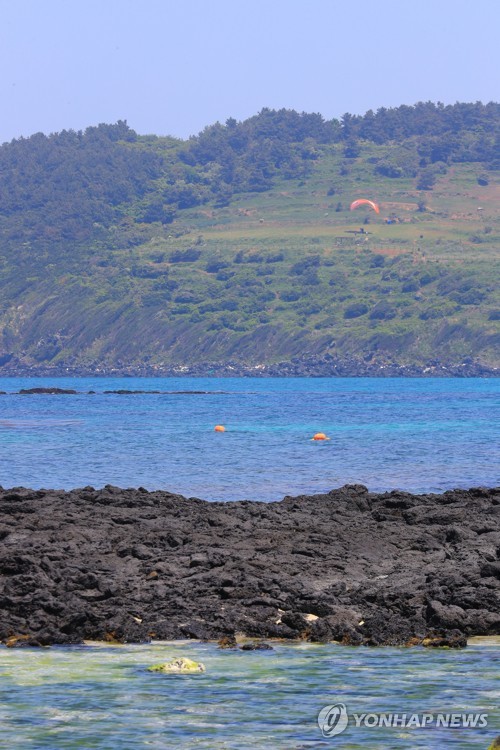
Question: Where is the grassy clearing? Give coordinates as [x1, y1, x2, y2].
[174, 146, 498, 260]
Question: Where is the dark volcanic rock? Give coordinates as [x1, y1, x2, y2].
[18, 387, 77, 395]
[0, 484, 499, 647]
[1, 354, 498, 378]
[103, 390, 161, 394]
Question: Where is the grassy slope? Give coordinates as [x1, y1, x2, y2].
[1, 142, 499, 368]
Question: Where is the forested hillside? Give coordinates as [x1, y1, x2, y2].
[0, 102, 498, 373]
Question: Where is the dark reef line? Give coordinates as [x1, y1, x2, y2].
[1, 484, 499, 648]
[0, 388, 227, 395]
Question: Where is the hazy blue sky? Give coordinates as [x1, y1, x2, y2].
[1, 0, 499, 143]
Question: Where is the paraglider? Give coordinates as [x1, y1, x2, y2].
[350, 199, 380, 214]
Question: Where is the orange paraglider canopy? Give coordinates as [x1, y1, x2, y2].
[350, 199, 380, 214]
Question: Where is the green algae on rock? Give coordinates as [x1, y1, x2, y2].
[147, 658, 206, 674]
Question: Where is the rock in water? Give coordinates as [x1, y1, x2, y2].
[147, 658, 206, 674]
[18, 387, 77, 394]
[218, 635, 238, 649]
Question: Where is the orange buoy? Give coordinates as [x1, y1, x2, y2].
[312, 432, 329, 441]
[214, 425, 225, 432]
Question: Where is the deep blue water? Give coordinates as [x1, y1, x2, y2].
[0, 377, 498, 499]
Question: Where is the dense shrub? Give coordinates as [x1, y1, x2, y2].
[220, 299, 239, 311]
[169, 248, 202, 263]
[234, 251, 265, 263]
[369, 254, 385, 268]
[205, 260, 229, 273]
[449, 288, 484, 305]
[402, 280, 420, 293]
[216, 270, 234, 281]
[289, 256, 321, 275]
[344, 303, 368, 319]
[281, 290, 301, 302]
[370, 302, 396, 320]
[266, 252, 285, 263]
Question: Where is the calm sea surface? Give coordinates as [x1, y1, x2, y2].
[0, 377, 498, 748]
[0, 377, 498, 499]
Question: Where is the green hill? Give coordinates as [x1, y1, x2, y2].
[0, 103, 498, 374]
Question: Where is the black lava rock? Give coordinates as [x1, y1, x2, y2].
[0, 484, 499, 647]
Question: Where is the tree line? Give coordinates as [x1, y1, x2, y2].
[0, 102, 497, 256]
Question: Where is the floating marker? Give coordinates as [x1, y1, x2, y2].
[214, 425, 225, 432]
[312, 432, 329, 441]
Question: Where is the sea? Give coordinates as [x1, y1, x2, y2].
[0, 376, 499, 749]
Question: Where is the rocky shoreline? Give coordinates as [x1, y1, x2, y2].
[1, 484, 499, 649]
[0, 353, 498, 378]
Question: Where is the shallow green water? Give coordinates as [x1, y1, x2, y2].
[0, 641, 498, 749]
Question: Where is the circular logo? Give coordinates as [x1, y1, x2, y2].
[317, 703, 349, 738]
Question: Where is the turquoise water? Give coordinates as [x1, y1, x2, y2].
[0, 640, 498, 749]
[0, 377, 498, 500]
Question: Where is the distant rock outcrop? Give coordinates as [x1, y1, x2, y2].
[19, 387, 77, 394]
